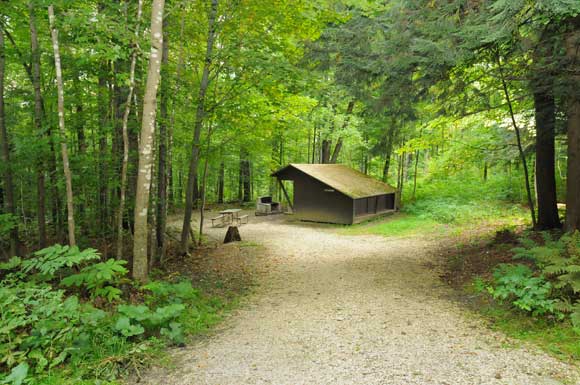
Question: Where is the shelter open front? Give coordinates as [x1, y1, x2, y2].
[272, 164, 397, 225]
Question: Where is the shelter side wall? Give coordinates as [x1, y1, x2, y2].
[354, 193, 396, 217]
[293, 174, 353, 225]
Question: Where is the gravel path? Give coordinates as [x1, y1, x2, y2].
[141, 216, 579, 385]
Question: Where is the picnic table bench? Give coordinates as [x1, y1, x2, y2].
[212, 209, 248, 227]
[235, 214, 249, 225]
[211, 215, 226, 227]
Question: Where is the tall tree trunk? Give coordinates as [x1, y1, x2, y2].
[241, 159, 251, 202]
[329, 100, 355, 163]
[116, 0, 142, 259]
[133, 0, 164, 281]
[156, 16, 169, 263]
[321, 140, 331, 163]
[496, 50, 537, 228]
[217, 161, 225, 204]
[382, 126, 395, 182]
[180, 0, 218, 253]
[483, 162, 488, 181]
[0, 27, 19, 257]
[396, 150, 405, 209]
[312, 124, 317, 163]
[29, 3, 48, 247]
[565, 18, 580, 232]
[168, 16, 185, 207]
[532, 27, 561, 230]
[98, 70, 108, 233]
[412, 150, 419, 200]
[49, 5, 76, 246]
[533, 84, 560, 229]
[198, 125, 214, 246]
[3, 20, 60, 237]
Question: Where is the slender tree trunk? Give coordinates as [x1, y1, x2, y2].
[565, 19, 580, 232]
[483, 162, 488, 181]
[168, 16, 185, 207]
[321, 140, 331, 163]
[240, 148, 251, 202]
[330, 100, 355, 163]
[116, 0, 142, 259]
[98, 70, 108, 233]
[49, 5, 76, 246]
[132, 0, 165, 282]
[412, 150, 419, 200]
[217, 161, 225, 204]
[495, 50, 537, 228]
[3, 20, 60, 237]
[156, 16, 169, 262]
[312, 124, 317, 163]
[28, 3, 48, 247]
[382, 126, 395, 182]
[180, 0, 218, 253]
[396, 150, 405, 209]
[0, 28, 19, 257]
[198, 127, 214, 246]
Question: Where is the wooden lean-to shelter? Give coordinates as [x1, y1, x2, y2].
[271, 164, 397, 225]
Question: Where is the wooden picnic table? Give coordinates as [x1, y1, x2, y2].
[219, 208, 242, 224]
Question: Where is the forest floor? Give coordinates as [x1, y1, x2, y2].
[137, 213, 580, 385]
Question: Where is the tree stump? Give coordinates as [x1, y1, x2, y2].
[224, 226, 241, 244]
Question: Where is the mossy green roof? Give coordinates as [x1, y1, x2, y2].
[272, 164, 396, 199]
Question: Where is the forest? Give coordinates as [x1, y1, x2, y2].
[1, 0, 580, 384]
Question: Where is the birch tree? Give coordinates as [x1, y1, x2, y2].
[133, 0, 165, 281]
[48, 5, 76, 246]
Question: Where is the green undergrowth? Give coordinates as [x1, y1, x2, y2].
[344, 173, 528, 238]
[344, 200, 526, 238]
[464, 277, 580, 363]
[451, 231, 580, 364]
[474, 301, 580, 362]
[0, 245, 236, 385]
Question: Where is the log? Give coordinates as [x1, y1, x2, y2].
[224, 226, 241, 244]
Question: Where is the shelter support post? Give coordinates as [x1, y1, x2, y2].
[277, 178, 294, 211]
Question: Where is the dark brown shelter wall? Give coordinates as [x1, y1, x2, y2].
[294, 176, 353, 224]
[274, 166, 354, 224]
[354, 193, 396, 217]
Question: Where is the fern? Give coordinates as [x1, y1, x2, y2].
[61, 259, 128, 302]
[21, 245, 101, 278]
[487, 264, 556, 316]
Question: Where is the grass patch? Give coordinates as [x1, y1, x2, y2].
[477, 301, 580, 362]
[344, 200, 526, 239]
[344, 213, 443, 237]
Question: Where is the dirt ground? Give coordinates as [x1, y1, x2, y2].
[138, 213, 580, 385]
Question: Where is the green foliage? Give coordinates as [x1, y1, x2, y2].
[487, 264, 557, 316]
[511, 232, 580, 329]
[0, 214, 17, 238]
[116, 303, 186, 344]
[61, 259, 128, 302]
[0, 284, 85, 374]
[0, 245, 227, 385]
[1, 245, 101, 281]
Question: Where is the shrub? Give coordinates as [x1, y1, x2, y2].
[0, 245, 226, 384]
[512, 232, 580, 329]
[487, 264, 557, 316]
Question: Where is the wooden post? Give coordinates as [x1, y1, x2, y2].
[277, 178, 293, 211]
